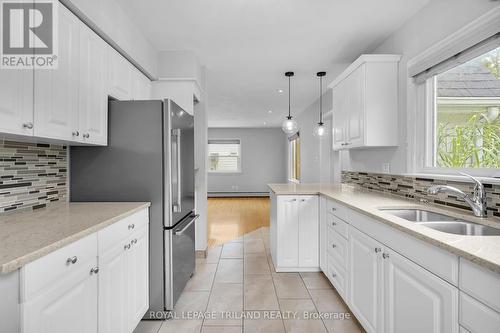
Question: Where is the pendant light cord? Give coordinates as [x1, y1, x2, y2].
[288, 75, 291, 119]
[319, 75, 323, 124]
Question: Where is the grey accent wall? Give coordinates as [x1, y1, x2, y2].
[0, 140, 67, 212]
[208, 128, 287, 194]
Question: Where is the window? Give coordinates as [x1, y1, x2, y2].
[417, 40, 500, 177]
[288, 134, 300, 182]
[208, 139, 241, 173]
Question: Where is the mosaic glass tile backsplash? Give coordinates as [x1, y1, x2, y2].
[0, 139, 67, 213]
[342, 171, 500, 218]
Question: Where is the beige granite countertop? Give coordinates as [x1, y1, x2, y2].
[268, 183, 500, 274]
[0, 202, 150, 274]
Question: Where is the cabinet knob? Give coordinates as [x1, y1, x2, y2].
[331, 272, 337, 278]
[300, 199, 306, 202]
[332, 244, 337, 249]
[131, 238, 138, 245]
[331, 222, 337, 226]
[66, 256, 78, 265]
[331, 207, 336, 211]
[128, 224, 135, 230]
[22, 122, 33, 129]
[382, 253, 390, 259]
[72, 131, 80, 137]
[374, 247, 382, 253]
[83, 133, 90, 138]
[124, 243, 131, 250]
[90, 267, 99, 275]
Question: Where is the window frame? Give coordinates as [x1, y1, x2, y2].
[207, 138, 242, 174]
[406, 11, 500, 180]
[288, 134, 301, 183]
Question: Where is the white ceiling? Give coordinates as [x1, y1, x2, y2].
[118, 0, 430, 127]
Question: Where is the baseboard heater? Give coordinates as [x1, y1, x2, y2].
[208, 192, 270, 198]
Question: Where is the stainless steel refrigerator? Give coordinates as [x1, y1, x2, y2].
[70, 99, 197, 316]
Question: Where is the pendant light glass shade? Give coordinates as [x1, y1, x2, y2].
[313, 122, 326, 137]
[282, 71, 299, 135]
[282, 116, 299, 135]
[314, 71, 326, 138]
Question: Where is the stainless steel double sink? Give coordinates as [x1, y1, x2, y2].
[379, 208, 500, 236]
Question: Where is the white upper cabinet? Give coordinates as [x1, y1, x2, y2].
[79, 23, 108, 145]
[132, 69, 151, 100]
[0, 69, 33, 136]
[34, 4, 79, 141]
[107, 46, 133, 100]
[329, 54, 401, 150]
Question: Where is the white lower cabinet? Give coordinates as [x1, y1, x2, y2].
[20, 209, 149, 333]
[271, 194, 319, 271]
[348, 226, 384, 333]
[383, 248, 458, 333]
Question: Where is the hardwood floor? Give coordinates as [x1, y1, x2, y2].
[207, 197, 270, 248]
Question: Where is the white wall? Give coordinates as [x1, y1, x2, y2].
[342, 0, 499, 174]
[208, 128, 287, 194]
[289, 89, 335, 183]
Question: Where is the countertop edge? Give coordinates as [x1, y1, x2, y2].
[0, 203, 151, 274]
[268, 185, 500, 275]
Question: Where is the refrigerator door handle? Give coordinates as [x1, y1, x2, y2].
[172, 128, 182, 213]
[173, 214, 199, 235]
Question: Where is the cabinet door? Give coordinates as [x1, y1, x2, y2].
[277, 196, 299, 268]
[349, 227, 383, 333]
[319, 197, 327, 272]
[34, 4, 79, 141]
[127, 226, 149, 331]
[98, 240, 129, 333]
[332, 81, 346, 150]
[0, 69, 33, 136]
[21, 265, 97, 333]
[384, 249, 459, 333]
[298, 195, 319, 268]
[346, 65, 365, 147]
[107, 46, 133, 100]
[79, 23, 108, 145]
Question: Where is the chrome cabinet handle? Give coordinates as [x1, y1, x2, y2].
[382, 253, 390, 259]
[331, 207, 336, 211]
[66, 256, 78, 265]
[131, 238, 138, 245]
[128, 224, 135, 230]
[90, 267, 99, 275]
[22, 122, 33, 129]
[332, 244, 337, 249]
[300, 199, 306, 202]
[124, 243, 131, 250]
[374, 248, 382, 253]
[83, 133, 90, 138]
[331, 272, 337, 278]
[72, 131, 80, 137]
[331, 221, 337, 226]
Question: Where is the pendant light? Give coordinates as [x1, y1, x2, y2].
[313, 71, 326, 138]
[282, 71, 299, 135]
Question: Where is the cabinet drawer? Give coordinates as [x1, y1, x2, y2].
[459, 258, 500, 313]
[325, 199, 349, 221]
[327, 228, 348, 270]
[21, 233, 97, 301]
[460, 292, 500, 333]
[98, 209, 148, 253]
[327, 254, 347, 299]
[327, 215, 348, 239]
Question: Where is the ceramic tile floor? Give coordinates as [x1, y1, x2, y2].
[134, 227, 364, 333]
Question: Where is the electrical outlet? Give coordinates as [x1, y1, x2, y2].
[382, 163, 391, 174]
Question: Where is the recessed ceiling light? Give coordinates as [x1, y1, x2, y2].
[268, 110, 273, 114]
[277, 89, 284, 94]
